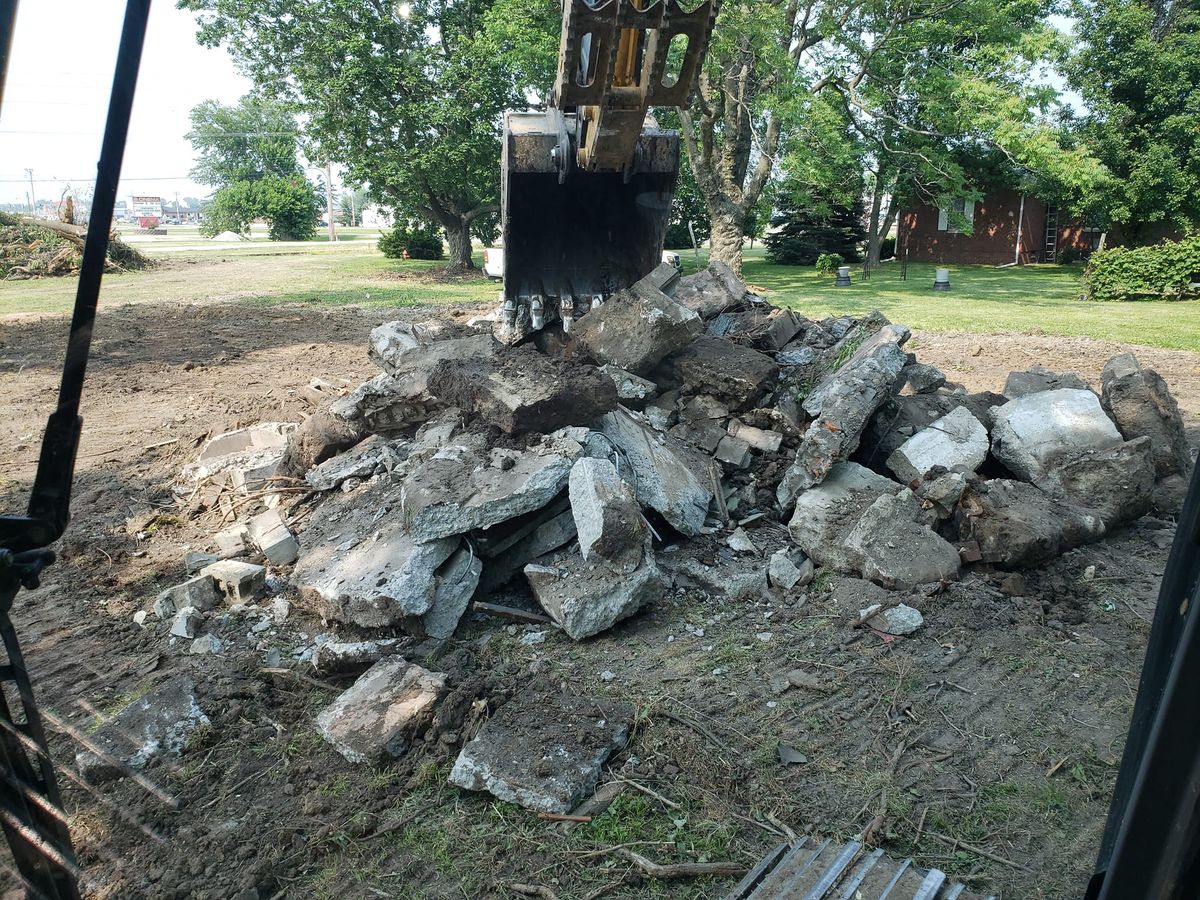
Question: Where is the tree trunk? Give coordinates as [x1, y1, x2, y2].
[866, 180, 886, 268]
[709, 208, 747, 274]
[444, 219, 473, 271]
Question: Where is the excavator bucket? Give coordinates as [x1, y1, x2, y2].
[497, 0, 719, 342]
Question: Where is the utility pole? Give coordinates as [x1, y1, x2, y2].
[325, 162, 337, 242]
[24, 169, 34, 215]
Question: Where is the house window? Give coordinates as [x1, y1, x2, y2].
[937, 198, 975, 234]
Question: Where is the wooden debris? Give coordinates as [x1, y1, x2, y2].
[613, 848, 746, 880]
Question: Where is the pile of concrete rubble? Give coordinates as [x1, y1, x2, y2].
[133, 260, 1192, 811]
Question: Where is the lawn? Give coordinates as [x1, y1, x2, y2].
[0, 242, 497, 316]
[4, 240, 1199, 352]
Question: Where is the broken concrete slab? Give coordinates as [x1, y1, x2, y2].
[422, 547, 484, 640]
[200, 560, 265, 604]
[898, 361, 946, 395]
[154, 574, 219, 618]
[293, 477, 459, 627]
[448, 687, 634, 813]
[845, 490, 961, 589]
[170, 606, 203, 638]
[214, 523, 250, 556]
[1101, 352, 1193, 479]
[305, 434, 409, 491]
[573, 278, 702, 376]
[181, 423, 296, 494]
[956, 479, 1105, 568]
[990, 388, 1123, 481]
[858, 390, 1006, 467]
[311, 638, 405, 675]
[599, 364, 658, 404]
[569, 457, 645, 572]
[886, 405, 989, 484]
[315, 657, 447, 764]
[594, 409, 713, 537]
[402, 431, 585, 542]
[672, 260, 750, 319]
[777, 324, 911, 507]
[1037, 436, 1156, 529]
[76, 676, 209, 784]
[330, 372, 436, 433]
[669, 420, 727, 453]
[916, 471, 968, 520]
[666, 336, 779, 411]
[787, 462, 904, 572]
[427, 346, 617, 435]
[1003, 365, 1090, 399]
[714, 435, 753, 470]
[278, 408, 363, 478]
[246, 509, 299, 565]
[368, 321, 490, 375]
[525, 539, 664, 640]
[477, 508, 579, 595]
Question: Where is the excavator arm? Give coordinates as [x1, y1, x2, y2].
[497, 0, 720, 342]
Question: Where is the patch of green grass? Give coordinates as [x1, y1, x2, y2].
[741, 256, 1200, 352]
[88, 681, 153, 733]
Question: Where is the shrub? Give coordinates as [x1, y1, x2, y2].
[1083, 236, 1200, 301]
[880, 236, 896, 260]
[379, 223, 445, 260]
[815, 252, 843, 275]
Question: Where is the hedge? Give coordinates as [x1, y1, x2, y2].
[1083, 236, 1200, 301]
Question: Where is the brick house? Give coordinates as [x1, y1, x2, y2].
[898, 188, 1101, 264]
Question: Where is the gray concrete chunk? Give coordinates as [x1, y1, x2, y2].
[154, 574, 219, 617]
[402, 432, 585, 542]
[246, 508, 299, 565]
[778, 324, 911, 507]
[846, 491, 961, 589]
[595, 409, 713, 537]
[293, 478, 458, 627]
[421, 547, 484, 640]
[990, 388, 1123, 481]
[956, 479, 1105, 568]
[1101, 352, 1193, 479]
[448, 688, 634, 813]
[787, 462, 904, 572]
[573, 278, 702, 375]
[76, 676, 208, 784]
[1003, 365, 1090, 398]
[569, 457, 645, 571]
[315, 657, 447, 764]
[199, 560, 265, 604]
[525, 539, 664, 640]
[886, 405, 989, 484]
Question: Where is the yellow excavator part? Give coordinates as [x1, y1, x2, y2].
[498, 0, 719, 342]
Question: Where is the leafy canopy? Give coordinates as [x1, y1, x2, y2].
[1067, 0, 1200, 239]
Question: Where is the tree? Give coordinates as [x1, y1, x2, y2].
[187, 96, 304, 185]
[682, 0, 1104, 274]
[201, 177, 319, 241]
[187, 94, 319, 240]
[179, 0, 561, 270]
[1066, 0, 1200, 242]
[766, 196, 866, 265]
[664, 154, 712, 250]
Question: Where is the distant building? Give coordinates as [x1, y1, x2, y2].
[161, 200, 202, 223]
[899, 188, 1102, 265]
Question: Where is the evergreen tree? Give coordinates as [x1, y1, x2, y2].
[765, 198, 866, 266]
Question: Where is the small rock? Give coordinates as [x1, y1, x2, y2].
[170, 606, 203, 639]
[998, 573, 1028, 597]
[190, 634, 224, 655]
[858, 603, 923, 636]
[265, 648, 282, 667]
[726, 527, 758, 554]
[132, 610, 148, 627]
[520, 631, 546, 646]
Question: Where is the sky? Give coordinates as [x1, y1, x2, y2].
[1, 1, 254, 207]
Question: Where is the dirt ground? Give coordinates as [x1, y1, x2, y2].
[0, 300, 1196, 899]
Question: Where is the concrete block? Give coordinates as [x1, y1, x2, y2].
[246, 509, 299, 565]
[200, 560, 266, 604]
